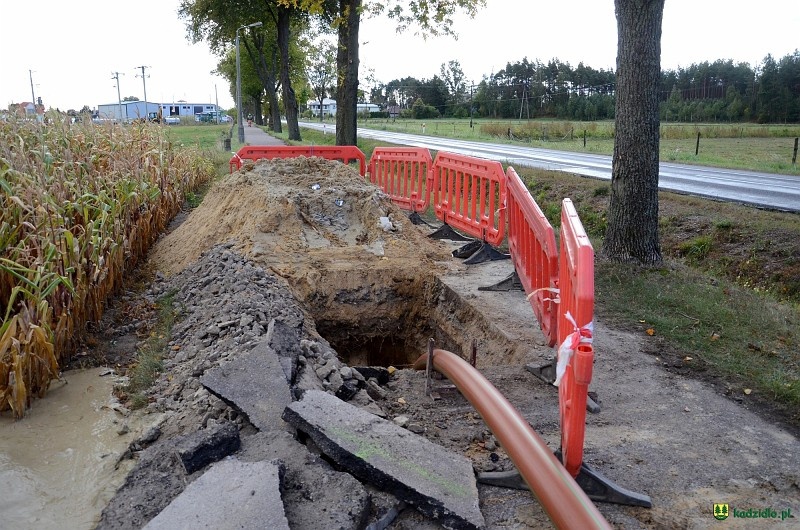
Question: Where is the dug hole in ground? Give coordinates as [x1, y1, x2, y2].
[12, 157, 800, 529]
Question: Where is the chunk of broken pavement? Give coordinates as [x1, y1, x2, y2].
[283, 390, 484, 530]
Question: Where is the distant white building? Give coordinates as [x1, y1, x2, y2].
[308, 99, 381, 117]
[97, 101, 161, 121]
[357, 102, 381, 114]
[96, 101, 221, 122]
[159, 102, 221, 119]
[309, 98, 337, 117]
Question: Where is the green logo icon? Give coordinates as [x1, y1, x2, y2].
[714, 503, 729, 520]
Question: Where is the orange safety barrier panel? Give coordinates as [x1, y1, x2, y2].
[367, 147, 433, 214]
[229, 145, 366, 175]
[431, 152, 507, 246]
[556, 198, 595, 478]
[505, 167, 559, 347]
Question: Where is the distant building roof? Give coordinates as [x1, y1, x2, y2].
[11, 102, 44, 115]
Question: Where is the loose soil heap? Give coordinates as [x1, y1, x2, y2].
[92, 157, 798, 529]
[149, 157, 451, 367]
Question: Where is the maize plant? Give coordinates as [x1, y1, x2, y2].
[0, 114, 214, 418]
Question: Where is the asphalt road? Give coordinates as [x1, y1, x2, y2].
[299, 121, 800, 212]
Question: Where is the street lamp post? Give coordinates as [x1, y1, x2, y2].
[237, 21, 262, 143]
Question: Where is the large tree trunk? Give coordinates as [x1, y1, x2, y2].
[336, 0, 360, 146]
[277, 7, 301, 141]
[252, 94, 264, 126]
[603, 0, 665, 264]
[263, 80, 281, 133]
[245, 40, 282, 133]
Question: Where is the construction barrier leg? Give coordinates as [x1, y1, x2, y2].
[478, 271, 524, 292]
[452, 240, 482, 258]
[462, 241, 510, 265]
[477, 458, 653, 508]
[428, 223, 473, 242]
[408, 212, 436, 228]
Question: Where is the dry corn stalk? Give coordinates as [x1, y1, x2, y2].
[0, 114, 214, 418]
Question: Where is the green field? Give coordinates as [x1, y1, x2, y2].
[162, 123, 234, 151]
[334, 118, 800, 175]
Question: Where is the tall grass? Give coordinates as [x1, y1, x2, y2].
[0, 114, 214, 418]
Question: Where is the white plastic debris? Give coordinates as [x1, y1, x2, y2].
[378, 216, 394, 232]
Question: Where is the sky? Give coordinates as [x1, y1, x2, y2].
[1, 1, 797, 112]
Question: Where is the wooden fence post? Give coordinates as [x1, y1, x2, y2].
[793, 137, 798, 165]
[695, 132, 701, 156]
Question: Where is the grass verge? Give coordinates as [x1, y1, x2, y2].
[515, 166, 800, 427]
[164, 123, 233, 151]
[596, 261, 799, 422]
[120, 290, 179, 409]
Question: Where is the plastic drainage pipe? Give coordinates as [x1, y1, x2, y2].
[413, 349, 611, 530]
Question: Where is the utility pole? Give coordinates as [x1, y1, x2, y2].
[29, 69, 37, 118]
[135, 65, 150, 120]
[111, 71, 124, 122]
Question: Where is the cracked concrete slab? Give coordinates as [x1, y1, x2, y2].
[283, 390, 485, 530]
[201, 341, 291, 432]
[143, 458, 289, 530]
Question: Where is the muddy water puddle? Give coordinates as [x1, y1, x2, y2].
[0, 368, 152, 529]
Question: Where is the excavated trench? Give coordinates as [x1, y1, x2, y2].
[309, 274, 459, 368]
[297, 268, 528, 371]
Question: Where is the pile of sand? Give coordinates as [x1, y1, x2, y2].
[148, 157, 449, 277]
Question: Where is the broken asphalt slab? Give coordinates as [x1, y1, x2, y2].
[283, 390, 485, 530]
[97, 421, 240, 529]
[143, 458, 289, 530]
[237, 430, 372, 529]
[201, 340, 292, 432]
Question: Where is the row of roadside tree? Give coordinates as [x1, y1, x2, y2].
[367, 53, 800, 124]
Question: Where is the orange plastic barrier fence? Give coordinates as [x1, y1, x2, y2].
[556, 198, 595, 478]
[431, 152, 507, 246]
[505, 167, 559, 347]
[367, 147, 433, 214]
[229, 145, 366, 175]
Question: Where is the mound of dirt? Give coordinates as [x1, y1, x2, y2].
[149, 157, 457, 371]
[149, 157, 449, 277]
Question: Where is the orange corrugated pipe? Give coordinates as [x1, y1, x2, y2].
[414, 349, 611, 530]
